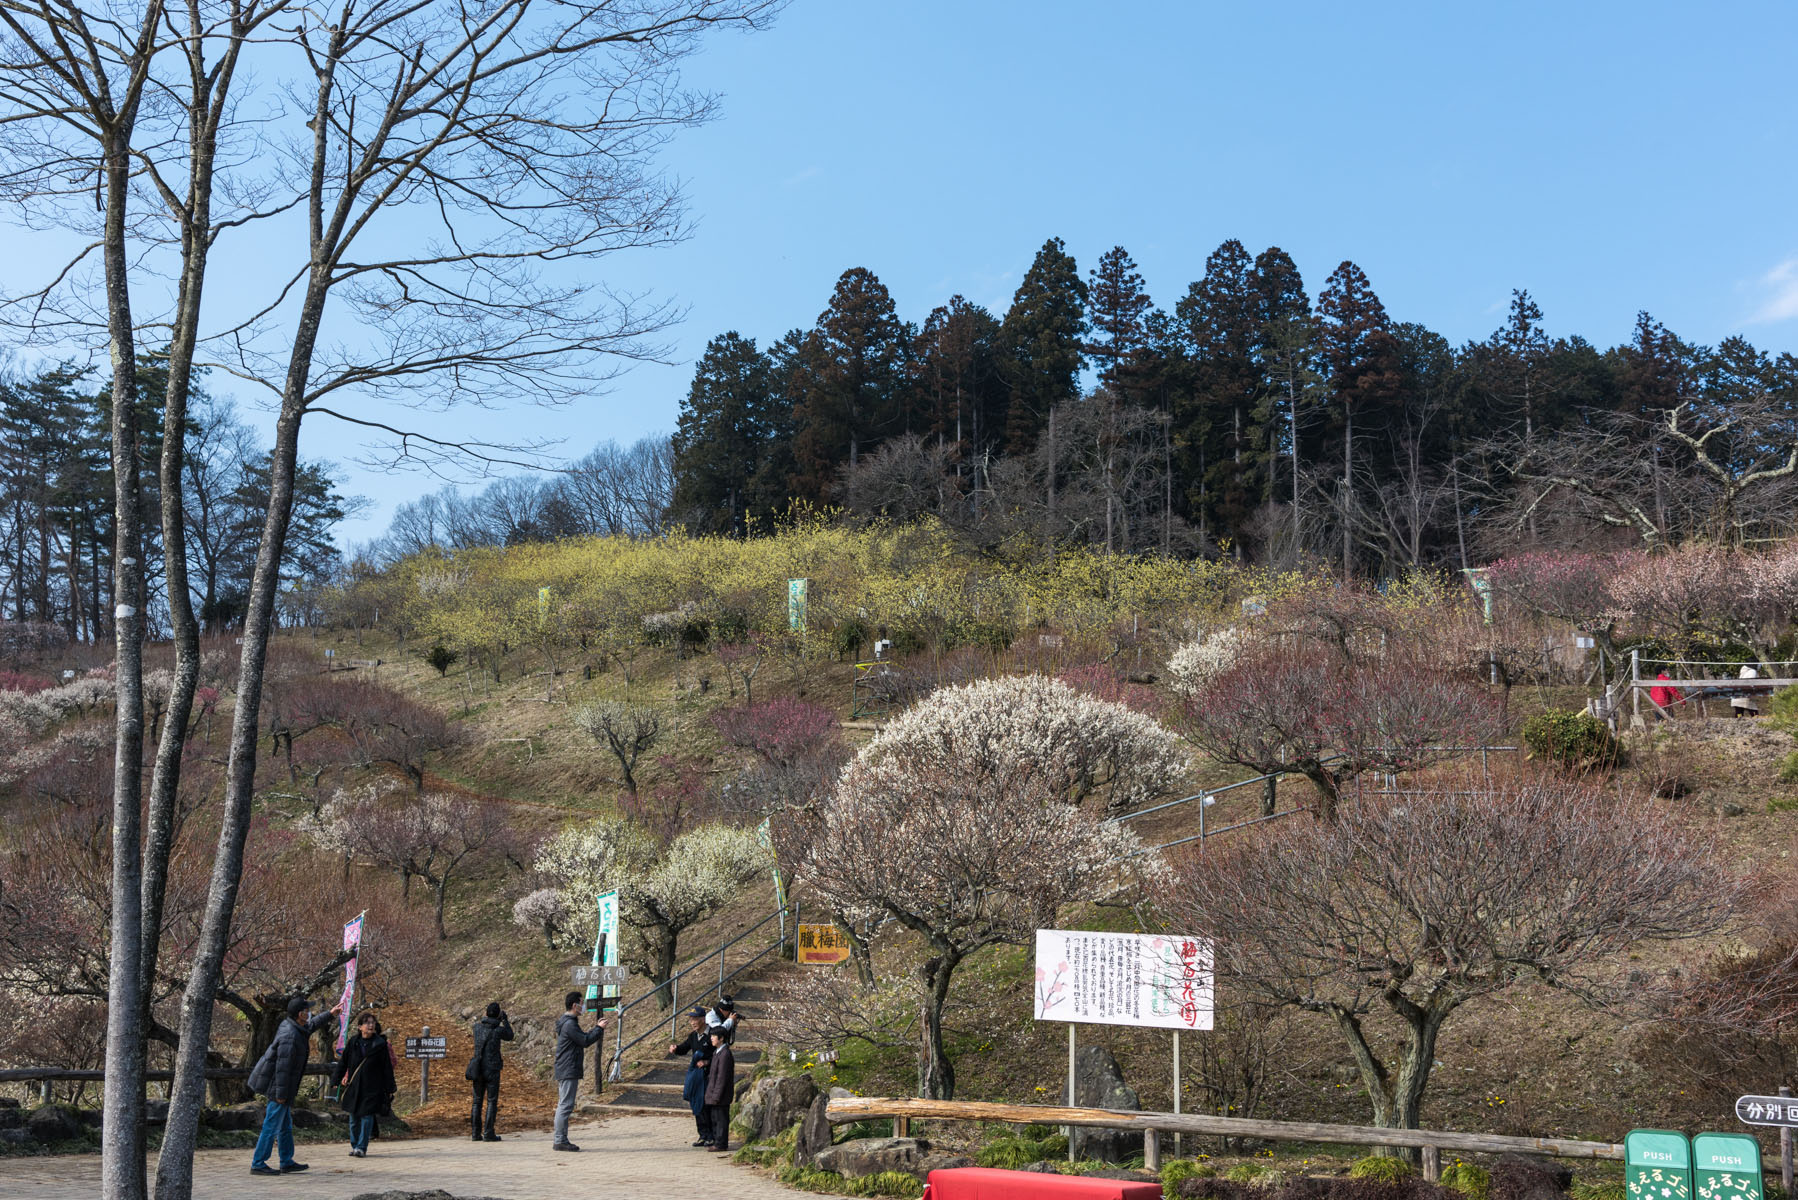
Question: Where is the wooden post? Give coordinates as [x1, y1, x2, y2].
[1145, 1128, 1161, 1171]
[895, 1116, 910, 1138]
[1422, 1145, 1440, 1183]
[1632, 649, 1641, 725]
[1067, 1024, 1077, 1161]
[1172, 1031, 1182, 1160]
[1781, 1085, 1793, 1199]
[419, 1025, 431, 1106]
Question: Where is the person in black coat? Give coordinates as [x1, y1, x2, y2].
[467, 1001, 514, 1141]
[666, 1008, 713, 1147]
[332, 1011, 397, 1158]
[701, 1026, 735, 1153]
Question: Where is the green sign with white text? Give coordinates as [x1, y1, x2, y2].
[1627, 1130, 1693, 1200]
[1693, 1133, 1762, 1200]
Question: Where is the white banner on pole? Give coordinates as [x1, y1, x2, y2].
[1033, 929, 1214, 1030]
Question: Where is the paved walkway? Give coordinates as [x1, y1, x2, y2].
[0, 1113, 797, 1199]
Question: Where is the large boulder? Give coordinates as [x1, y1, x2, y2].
[813, 1136, 971, 1180]
[0, 1128, 33, 1147]
[795, 1093, 834, 1167]
[1491, 1154, 1573, 1200]
[144, 1099, 169, 1126]
[25, 1104, 83, 1144]
[0, 1105, 21, 1130]
[735, 1074, 819, 1142]
[1068, 1045, 1142, 1164]
[289, 1106, 328, 1130]
[203, 1102, 265, 1132]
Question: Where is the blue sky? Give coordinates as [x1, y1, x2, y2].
[13, 1, 1798, 544]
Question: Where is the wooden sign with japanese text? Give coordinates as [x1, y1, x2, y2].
[1033, 929, 1213, 1030]
[797, 923, 852, 965]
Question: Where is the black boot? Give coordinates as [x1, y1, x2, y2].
[470, 1099, 482, 1141]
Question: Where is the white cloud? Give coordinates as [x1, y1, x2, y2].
[1748, 257, 1798, 323]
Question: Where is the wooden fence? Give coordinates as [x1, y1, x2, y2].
[825, 1096, 1623, 1180]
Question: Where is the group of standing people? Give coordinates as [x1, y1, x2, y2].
[239, 986, 743, 1172]
[667, 998, 739, 1154]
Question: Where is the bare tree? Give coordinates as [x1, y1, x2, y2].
[1174, 650, 1502, 818]
[574, 701, 662, 794]
[146, 8, 781, 1192]
[1165, 774, 1726, 1132]
[315, 790, 513, 940]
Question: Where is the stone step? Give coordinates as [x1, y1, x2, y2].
[636, 1066, 690, 1086]
[605, 1087, 690, 1110]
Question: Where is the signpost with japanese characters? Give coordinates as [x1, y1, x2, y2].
[1737, 1097, 1798, 1127]
[571, 964, 631, 987]
[1626, 1130, 1693, 1200]
[1737, 1088, 1796, 1198]
[1693, 1133, 1762, 1200]
[797, 923, 852, 965]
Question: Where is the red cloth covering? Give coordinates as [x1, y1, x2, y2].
[921, 1166, 1164, 1200]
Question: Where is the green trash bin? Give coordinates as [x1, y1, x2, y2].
[1627, 1129, 1694, 1200]
[1693, 1132, 1763, 1200]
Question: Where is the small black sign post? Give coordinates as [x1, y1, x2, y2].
[404, 1027, 448, 1105]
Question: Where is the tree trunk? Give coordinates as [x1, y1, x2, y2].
[1342, 404, 1353, 578]
[917, 952, 959, 1101]
[156, 398, 309, 1200]
[1302, 764, 1341, 821]
[433, 879, 449, 941]
[100, 111, 150, 1200]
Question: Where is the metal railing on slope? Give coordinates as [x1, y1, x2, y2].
[601, 899, 799, 1081]
[1108, 745, 1519, 858]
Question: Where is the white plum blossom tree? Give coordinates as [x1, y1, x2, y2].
[1167, 627, 1248, 697]
[807, 676, 1163, 1100]
[867, 674, 1188, 813]
[512, 889, 571, 949]
[534, 818, 768, 1008]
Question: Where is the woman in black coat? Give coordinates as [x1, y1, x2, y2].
[333, 1011, 397, 1158]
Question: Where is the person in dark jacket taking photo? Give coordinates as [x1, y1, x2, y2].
[246, 994, 343, 1177]
[701, 1025, 735, 1153]
[667, 1007, 712, 1147]
[552, 991, 607, 1152]
[332, 1011, 396, 1158]
[467, 1001, 514, 1141]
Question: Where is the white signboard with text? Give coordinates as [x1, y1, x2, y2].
[1033, 929, 1214, 1030]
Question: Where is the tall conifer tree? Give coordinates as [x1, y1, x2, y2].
[998, 237, 1087, 453]
[1316, 260, 1402, 574]
[791, 267, 907, 500]
[670, 332, 774, 533]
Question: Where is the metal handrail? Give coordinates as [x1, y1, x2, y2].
[602, 899, 798, 1079]
[1117, 744, 1523, 858]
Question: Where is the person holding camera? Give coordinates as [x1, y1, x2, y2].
[466, 1001, 514, 1142]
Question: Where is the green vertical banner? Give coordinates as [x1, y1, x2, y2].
[1627, 1130, 1694, 1200]
[585, 889, 620, 1011]
[788, 578, 808, 632]
[755, 817, 785, 909]
[1693, 1133, 1762, 1200]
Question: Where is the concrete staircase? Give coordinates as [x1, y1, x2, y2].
[600, 973, 779, 1112]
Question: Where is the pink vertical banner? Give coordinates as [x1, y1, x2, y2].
[337, 913, 365, 1050]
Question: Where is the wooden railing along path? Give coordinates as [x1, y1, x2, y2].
[825, 1096, 1623, 1180]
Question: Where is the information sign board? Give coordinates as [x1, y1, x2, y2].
[571, 964, 632, 987]
[404, 1036, 447, 1060]
[1033, 929, 1213, 1030]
